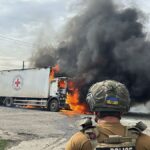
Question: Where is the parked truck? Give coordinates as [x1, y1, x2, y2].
[0, 67, 70, 112]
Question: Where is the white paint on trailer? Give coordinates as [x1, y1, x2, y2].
[0, 67, 51, 98]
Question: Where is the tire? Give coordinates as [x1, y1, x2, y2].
[0, 97, 5, 105]
[4, 97, 14, 107]
[48, 99, 59, 112]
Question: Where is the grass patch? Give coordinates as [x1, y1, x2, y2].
[0, 139, 8, 150]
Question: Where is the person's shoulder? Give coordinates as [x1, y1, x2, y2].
[137, 133, 150, 143]
[136, 133, 150, 149]
[71, 132, 82, 136]
[66, 131, 92, 150]
[71, 132, 89, 143]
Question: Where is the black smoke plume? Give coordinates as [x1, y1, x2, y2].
[32, 0, 150, 104]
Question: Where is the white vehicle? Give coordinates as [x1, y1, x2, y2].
[0, 67, 70, 112]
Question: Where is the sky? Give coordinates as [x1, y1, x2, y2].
[0, 0, 150, 70]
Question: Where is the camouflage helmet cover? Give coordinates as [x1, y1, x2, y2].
[86, 80, 130, 113]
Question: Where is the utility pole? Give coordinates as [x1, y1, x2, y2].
[22, 61, 25, 69]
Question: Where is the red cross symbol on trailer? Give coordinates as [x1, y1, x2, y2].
[13, 75, 23, 90]
[15, 79, 21, 87]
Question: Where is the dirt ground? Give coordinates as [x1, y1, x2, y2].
[0, 106, 149, 150]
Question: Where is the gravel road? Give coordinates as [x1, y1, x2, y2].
[0, 106, 149, 150]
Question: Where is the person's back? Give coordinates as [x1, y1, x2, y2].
[96, 120, 150, 150]
[66, 80, 150, 150]
[66, 117, 150, 150]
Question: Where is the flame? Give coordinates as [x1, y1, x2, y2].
[68, 80, 75, 91]
[23, 105, 36, 109]
[50, 68, 55, 80]
[53, 64, 60, 73]
[58, 80, 66, 88]
[49, 64, 60, 81]
[66, 88, 88, 114]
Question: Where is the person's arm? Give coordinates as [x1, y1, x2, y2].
[136, 134, 150, 150]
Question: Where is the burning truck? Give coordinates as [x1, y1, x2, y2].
[0, 67, 77, 112]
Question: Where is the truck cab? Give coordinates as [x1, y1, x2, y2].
[48, 77, 70, 111]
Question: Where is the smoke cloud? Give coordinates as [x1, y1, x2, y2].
[32, 0, 150, 104]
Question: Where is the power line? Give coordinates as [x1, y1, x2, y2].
[0, 34, 34, 48]
[0, 33, 33, 45]
[0, 44, 33, 49]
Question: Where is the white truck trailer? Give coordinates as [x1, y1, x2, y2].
[0, 67, 70, 112]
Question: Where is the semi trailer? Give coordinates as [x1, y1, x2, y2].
[0, 67, 71, 112]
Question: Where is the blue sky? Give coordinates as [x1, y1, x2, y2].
[0, 0, 150, 69]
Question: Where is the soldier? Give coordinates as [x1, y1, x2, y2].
[66, 80, 150, 150]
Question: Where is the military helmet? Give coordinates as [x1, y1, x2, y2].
[86, 80, 130, 113]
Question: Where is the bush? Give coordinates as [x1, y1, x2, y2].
[0, 139, 8, 150]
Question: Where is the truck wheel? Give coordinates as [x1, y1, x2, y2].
[4, 97, 13, 107]
[48, 99, 59, 112]
[0, 97, 5, 105]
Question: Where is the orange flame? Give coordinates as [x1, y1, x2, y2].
[23, 105, 36, 109]
[66, 88, 88, 114]
[58, 80, 66, 88]
[50, 68, 55, 80]
[68, 80, 75, 91]
[53, 64, 60, 73]
[50, 64, 60, 81]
